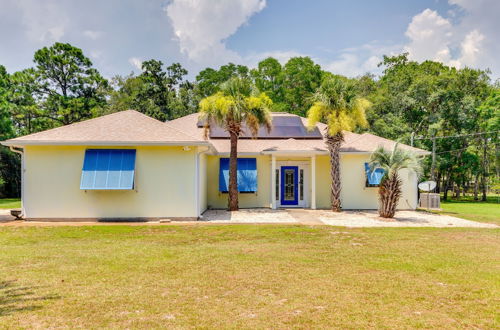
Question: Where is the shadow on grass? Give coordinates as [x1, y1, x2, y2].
[439, 211, 459, 215]
[0, 280, 60, 317]
[441, 195, 499, 204]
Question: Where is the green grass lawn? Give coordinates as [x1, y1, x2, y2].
[437, 195, 500, 225]
[0, 198, 20, 209]
[0, 225, 498, 328]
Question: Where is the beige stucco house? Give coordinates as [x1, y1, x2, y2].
[2, 110, 429, 221]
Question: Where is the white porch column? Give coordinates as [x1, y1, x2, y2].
[271, 154, 277, 209]
[311, 155, 316, 209]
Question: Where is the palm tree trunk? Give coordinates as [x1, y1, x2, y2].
[228, 130, 239, 211]
[326, 133, 344, 212]
[378, 172, 402, 218]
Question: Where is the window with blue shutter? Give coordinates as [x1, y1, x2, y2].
[364, 162, 385, 187]
[219, 158, 257, 193]
[80, 149, 136, 190]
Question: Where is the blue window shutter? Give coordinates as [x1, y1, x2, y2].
[219, 158, 257, 192]
[106, 150, 122, 188]
[81, 150, 98, 189]
[80, 149, 136, 190]
[238, 158, 257, 192]
[219, 158, 229, 192]
[364, 162, 385, 186]
[374, 168, 385, 184]
[119, 150, 136, 189]
[94, 149, 111, 189]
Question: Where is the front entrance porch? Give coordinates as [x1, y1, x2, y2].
[280, 166, 300, 206]
[276, 162, 308, 208]
[268, 154, 320, 210]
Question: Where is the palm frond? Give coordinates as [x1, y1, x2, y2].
[306, 76, 371, 136]
[306, 102, 326, 130]
[369, 145, 422, 178]
[199, 77, 272, 138]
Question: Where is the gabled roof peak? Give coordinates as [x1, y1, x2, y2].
[2, 110, 207, 146]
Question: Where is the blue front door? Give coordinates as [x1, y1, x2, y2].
[281, 166, 298, 206]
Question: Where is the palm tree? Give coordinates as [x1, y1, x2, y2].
[369, 145, 422, 218]
[307, 77, 370, 211]
[199, 77, 272, 211]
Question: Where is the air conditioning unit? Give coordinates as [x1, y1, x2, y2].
[419, 193, 441, 209]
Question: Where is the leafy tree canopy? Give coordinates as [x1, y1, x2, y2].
[32, 42, 109, 125]
[196, 63, 249, 99]
[0, 65, 13, 140]
[282, 57, 323, 117]
[108, 60, 195, 121]
[250, 57, 285, 110]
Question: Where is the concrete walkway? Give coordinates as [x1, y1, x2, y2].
[0, 208, 496, 228]
[201, 208, 497, 228]
[316, 210, 497, 228]
[0, 209, 15, 222]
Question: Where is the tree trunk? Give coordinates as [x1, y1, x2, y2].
[443, 170, 452, 201]
[473, 173, 479, 201]
[228, 130, 239, 211]
[495, 137, 499, 179]
[481, 137, 488, 202]
[481, 177, 487, 201]
[326, 133, 344, 212]
[378, 172, 402, 218]
[436, 172, 442, 194]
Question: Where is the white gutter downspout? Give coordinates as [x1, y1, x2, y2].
[9, 146, 25, 218]
[195, 146, 210, 220]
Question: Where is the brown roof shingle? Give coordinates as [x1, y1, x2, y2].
[341, 133, 429, 154]
[167, 112, 430, 155]
[2, 110, 430, 155]
[262, 138, 327, 152]
[3, 110, 207, 146]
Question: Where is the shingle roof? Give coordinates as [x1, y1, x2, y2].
[2, 110, 207, 146]
[342, 133, 429, 154]
[2, 110, 430, 155]
[262, 138, 327, 153]
[167, 112, 430, 155]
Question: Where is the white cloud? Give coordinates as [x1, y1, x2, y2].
[322, 0, 499, 78]
[0, 0, 498, 81]
[83, 30, 103, 40]
[128, 57, 142, 70]
[163, 0, 399, 78]
[403, 1, 499, 76]
[404, 9, 453, 63]
[244, 50, 307, 67]
[457, 29, 485, 67]
[164, 0, 266, 67]
[90, 50, 102, 59]
[326, 53, 365, 77]
[323, 42, 402, 77]
[162, 0, 498, 78]
[325, 53, 384, 77]
[13, 0, 68, 42]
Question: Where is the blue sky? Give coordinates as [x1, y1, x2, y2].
[0, 0, 498, 79]
[230, 0, 451, 54]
